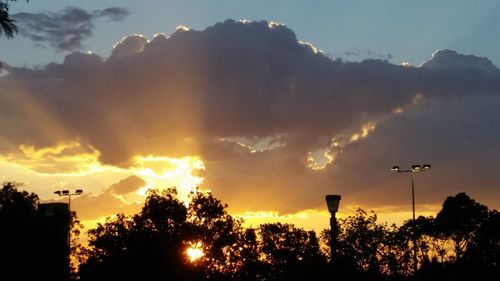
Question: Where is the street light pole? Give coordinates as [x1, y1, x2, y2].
[54, 189, 83, 277]
[411, 172, 415, 222]
[325, 195, 341, 264]
[391, 164, 430, 277]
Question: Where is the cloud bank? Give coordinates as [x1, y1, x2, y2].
[1, 20, 499, 214]
[13, 7, 129, 51]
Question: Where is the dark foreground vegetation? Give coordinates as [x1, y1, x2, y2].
[1, 183, 499, 281]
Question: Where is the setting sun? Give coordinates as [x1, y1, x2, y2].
[186, 242, 204, 262]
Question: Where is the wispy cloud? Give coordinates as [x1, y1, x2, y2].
[337, 48, 394, 60]
[13, 6, 129, 52]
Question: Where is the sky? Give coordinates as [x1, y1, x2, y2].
[1, 0, 500, 232]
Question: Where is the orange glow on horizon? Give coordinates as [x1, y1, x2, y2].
[234, 203, 442, 231]
[2, 141, 445, 238]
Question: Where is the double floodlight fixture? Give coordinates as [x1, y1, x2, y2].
[54, 189, 84, 197]
[391, 164, 431, 173]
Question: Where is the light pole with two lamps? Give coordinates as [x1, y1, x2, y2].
[54, 189, 83, 217]
[54, 188, 83, 276]
[391, 164, 431, 276]
[325, 194, 341, 264]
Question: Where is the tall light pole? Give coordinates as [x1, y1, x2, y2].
[54, 189, 83, 219]
[391, 164, 430, 277]
[325, 194, 341, 264]
[54, 189, 83, 276]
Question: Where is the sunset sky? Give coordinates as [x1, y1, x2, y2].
[1, 0, 500, 232]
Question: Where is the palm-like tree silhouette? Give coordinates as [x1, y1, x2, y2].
[0, 2, 18, 38]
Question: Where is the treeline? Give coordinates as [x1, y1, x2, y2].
[1, 183, 499, 281]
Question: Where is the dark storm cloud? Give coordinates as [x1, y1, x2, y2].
[327, 94, 500, 209]
[13, 7, 129, 51]
[1, 20, 500, 212]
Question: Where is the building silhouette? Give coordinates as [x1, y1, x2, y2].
[37, 202, 70, 281]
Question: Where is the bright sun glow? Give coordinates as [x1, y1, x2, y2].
[133, 155, 205, 201]
[186, 242, 204, 262]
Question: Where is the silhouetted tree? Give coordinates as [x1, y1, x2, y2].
[259, 222, 327, 281]
[187, 190, 245, 279]
[434, 192, 489, 261]
[4, 180, 500, 281]
[80, 189, 329, 281]
[80, 188, 201, 281]
[335, 209, 386, 279]
[68, 210, 85, 280]
[0, 0, 28, 38]
[237, 228, 263, 281]
[393, 215, 441, 281]
[77, 188, 499, 281]
[417, 193, 497, 281]
[0, 182, 40, 280]
[462, 210, 500, 279]
[80, 188, 254, 280]
[1, 182, 85, 281]
[321, 209, 427, 280]
[378, 222, 413, 278]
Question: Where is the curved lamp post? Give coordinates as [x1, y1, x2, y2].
[325, 195, 341, 263]
[391, 164, 431, 276]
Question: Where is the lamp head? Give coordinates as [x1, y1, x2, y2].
[422, 164, 431, 170]
[62, 190, 70, 196]
[54, 191, 61, 196]
[75, 189, 83, 195]
[325, 195, 341, 213]
[411, 165, 421, 171]
[391, 166, 400, 172]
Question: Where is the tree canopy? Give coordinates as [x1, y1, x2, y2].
[1, 182, 499, 281]
[0, 1, 29, 38]
[0, 182, 40, 280]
